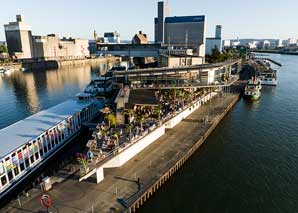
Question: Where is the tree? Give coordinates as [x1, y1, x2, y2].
[113, 131, 120, 148]
[124, 109, 135, 124]
[206, 46, 239, 63]
[76, 153, 89, 175]
[206, 46, 221, 63]
[105, 113, 116, 128]
[126, 123, 133, 140]
[154, 106, 162, 121]
[136, 115, 145, 130]
[0, 45, 8, 54]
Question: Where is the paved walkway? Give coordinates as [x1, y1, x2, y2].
[4, 94, 239, 213]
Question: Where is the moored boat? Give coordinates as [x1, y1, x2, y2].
[243, 78, 262, 101]
[258, 70, 277, 86]
[84, 76, 114, 96]
[0, 95, 101, 199]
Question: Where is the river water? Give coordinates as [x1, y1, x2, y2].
[0, 63, 115, 129]
[140, 54, 298, 213]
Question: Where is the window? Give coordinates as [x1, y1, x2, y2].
[44, 144, 48, 154]
[1, 175, 7, 187]
[4, 157, 12, 176]
[38, 139, 44, 157]
[13, 166, 19, 177]
[22, 147, 29, 168]
[78, 114, 81, 125]
[61, 129, 65, 141]
[11, 153, 19, 177]
[57, 129, 62, 143]
[28, 143, 35, 164]
[69, 118, 73, 133]
[35, 152, 39, 160]
[54, 129, 59, 145]
[30, 155, 35, 164]
[20, 162, 25, 172]
[49, 131, 55, 148]
[25, 158, 30, 168]
[7, 171, 13, 181]
[47, 133, 51, 151]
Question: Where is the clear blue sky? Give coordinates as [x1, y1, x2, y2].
[0, 0, 297, 41]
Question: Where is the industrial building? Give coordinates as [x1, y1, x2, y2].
[154, 1, 206, 58]
[31, 35, 89, 61]
[4, 15, 34, 59]
[206, 25, 222, 55]
[132, 31, 148, 45]
[4, 15, 89, 60]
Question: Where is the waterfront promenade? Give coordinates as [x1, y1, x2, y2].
[4, 92, 240, 213]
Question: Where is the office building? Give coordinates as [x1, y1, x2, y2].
[206, 25, 222, 55]
[154, 1, 206, 57]
[215, 25, 222, 39]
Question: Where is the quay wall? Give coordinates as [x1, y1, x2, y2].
[22, 56, 119, 70]
[127, 94, 240, 213]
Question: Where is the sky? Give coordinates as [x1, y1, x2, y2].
[0, 0, 297, 41]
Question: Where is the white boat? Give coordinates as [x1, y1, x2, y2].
[84, 76, 114, 95]
[0, 98, 100, 199]
[243, 78, 262, 100]
[258, 70, 277, 86]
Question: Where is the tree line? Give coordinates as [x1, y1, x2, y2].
[205, 46, 239, 64]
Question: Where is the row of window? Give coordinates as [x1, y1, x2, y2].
[0, 104, 97, 191]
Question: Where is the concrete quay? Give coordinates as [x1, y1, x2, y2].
[3, 92, 240, 213]
[22, 56, 120, 70]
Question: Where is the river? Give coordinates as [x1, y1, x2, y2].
[0, 63, 117, 129]
[140, 54, 298, 213]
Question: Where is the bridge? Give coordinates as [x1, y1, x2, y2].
[97, 43, 161, 57]
[113, 59, 242, 89]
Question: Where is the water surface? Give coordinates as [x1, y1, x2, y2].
[0, 63, 111, 129]
[140, 54, 298, 213]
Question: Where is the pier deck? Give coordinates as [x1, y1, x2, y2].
[4, 93, 240, 213]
